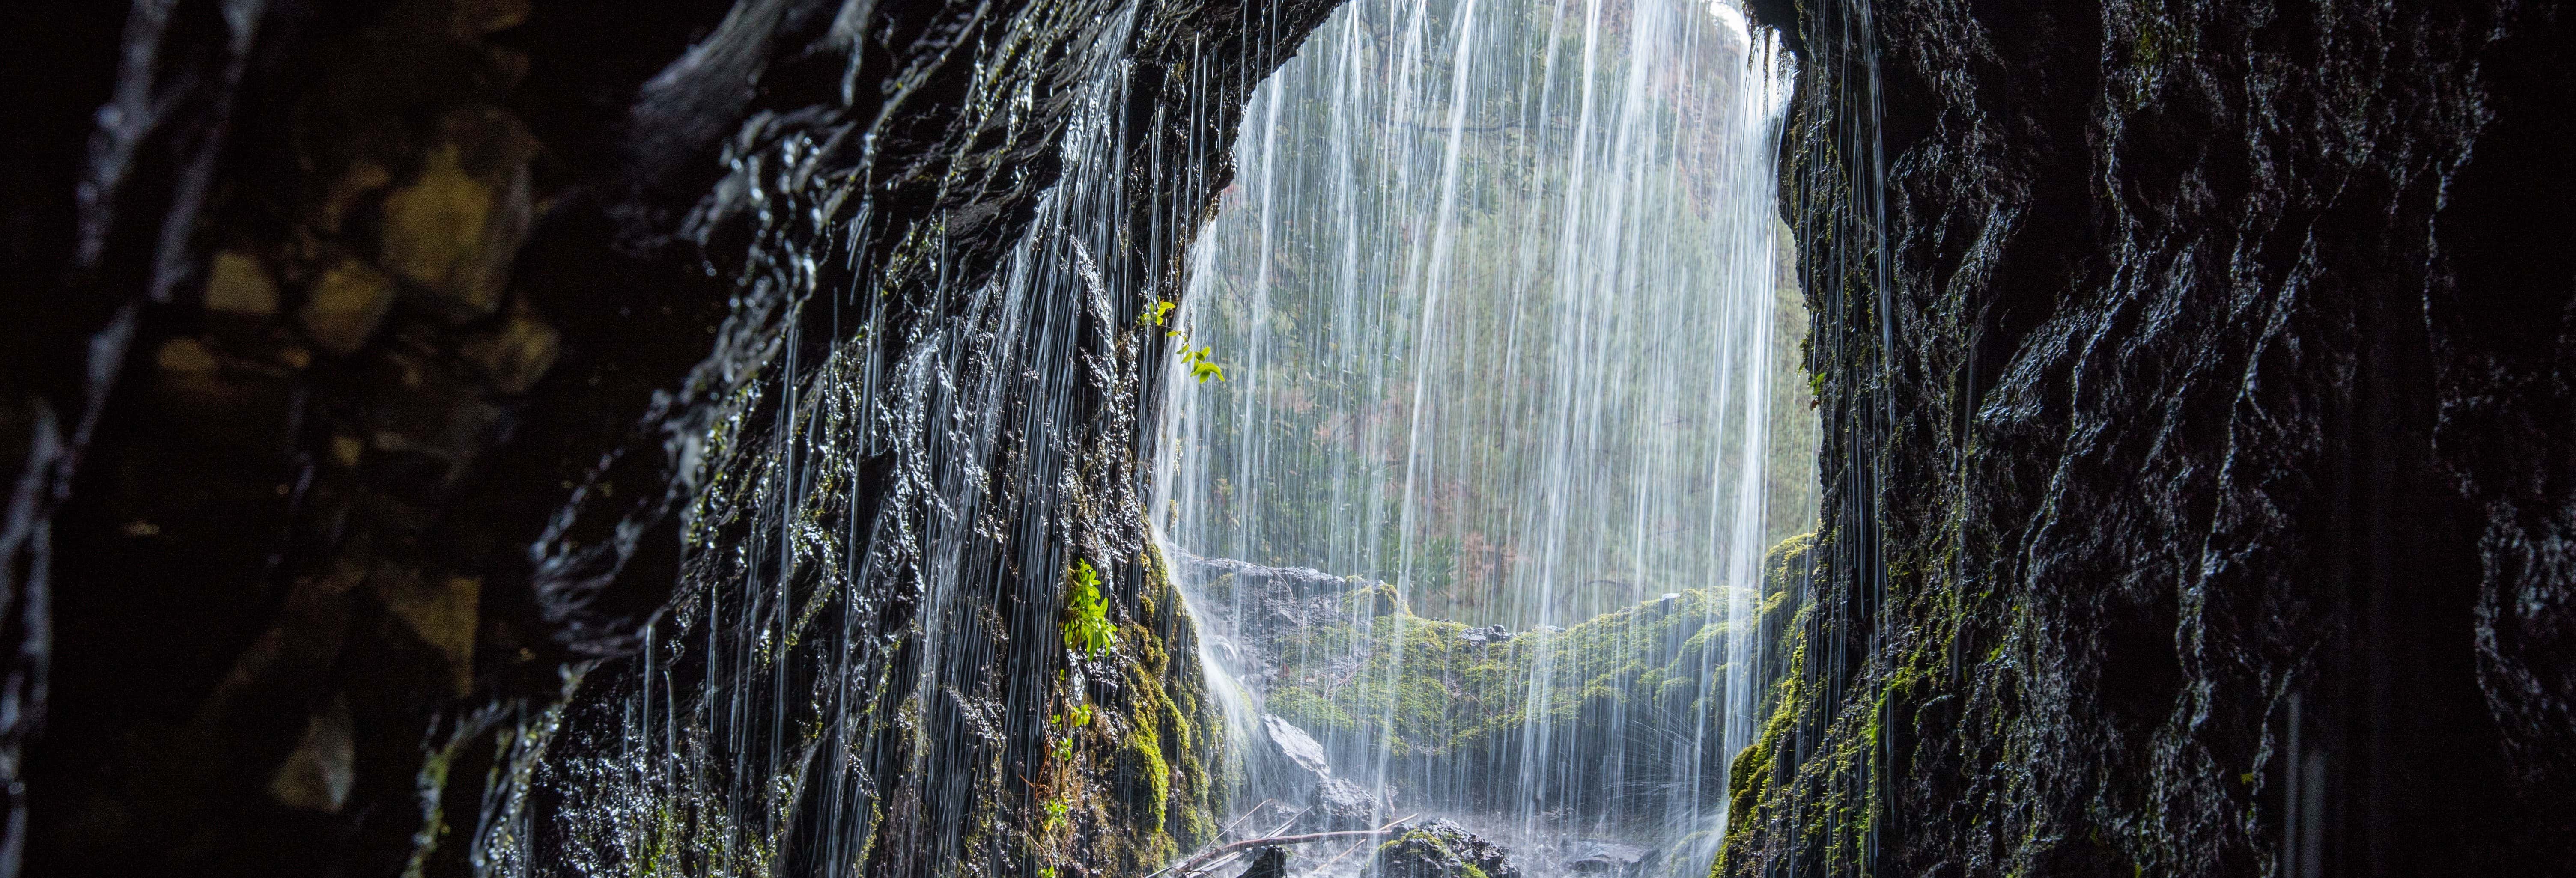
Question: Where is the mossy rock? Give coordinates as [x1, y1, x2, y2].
[1371, 820, 1520, 878]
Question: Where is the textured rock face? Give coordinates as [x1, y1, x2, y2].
[1371, 819, 1522, 878]
[1724, 0, 2573, 875]
[7, 0, 1337, 875]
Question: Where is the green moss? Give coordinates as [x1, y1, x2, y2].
[1120, 732, 1172, 839]
[1716, 533, 1823, 877]
[1248, 576, 1769, 783]
[1050, 546, 1224, 875]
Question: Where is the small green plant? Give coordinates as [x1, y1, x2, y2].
[1046, 703, 1093, 728]
[1178, 344, 1226, 383]
[1042, 797, 1071, 830]
[1154, 301, 1227, 382]
[1063, 559, 1117, 658]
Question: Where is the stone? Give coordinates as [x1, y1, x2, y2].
[203, 250, 280, 316]
[378, 105, 537, 320]
[1370, 820, 1519, 878]
[1263, 713, 1331, 776]
[1309, 777, 1381, 830]
[1185, 554, 1350, 597]
[152, 336, 300, 452]
[1562, 842, 1653, 875]
[298, 257, 396, 354]
[1255, 714, 1384, 832]
[267, 695, 355, 812]
[1235, 846, 1288, 878]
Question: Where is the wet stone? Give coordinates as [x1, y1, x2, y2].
[1370, 820, 1520, 878]
[152, 337, 297, 452]
[1562, 842, 1653, 875]
[1309, 777, 1381, 831]
[1235, 846, 1288, 878]
[1187, 555, 1352, 598]
[1263, 713, 1331, 776]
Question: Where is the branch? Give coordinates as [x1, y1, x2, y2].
[1152, 814, 1418, 878]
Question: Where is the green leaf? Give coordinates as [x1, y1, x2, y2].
[1063, 559, 1118, 658]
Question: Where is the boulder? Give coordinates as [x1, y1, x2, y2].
[1257, 713, 1386, 831]
[1264, 713, 1331, 775]
[1235, 845, 1288, 878]
[1369, 820, 1519, 878]
[1309, 777, 1382, 830]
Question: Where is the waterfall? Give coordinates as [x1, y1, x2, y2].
[1152, 0, 1794, 872]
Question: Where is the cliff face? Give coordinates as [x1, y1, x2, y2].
[1724, 0, 2573, 875]
[7, 0, 1334, 875]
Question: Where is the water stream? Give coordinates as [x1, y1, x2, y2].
[1151, 0, 1795, 873]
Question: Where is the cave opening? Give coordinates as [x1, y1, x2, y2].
[1146, 1, 1812, 873]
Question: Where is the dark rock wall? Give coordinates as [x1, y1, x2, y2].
[7, 0, 1337, 875]
[1725, 0, 2572, 875]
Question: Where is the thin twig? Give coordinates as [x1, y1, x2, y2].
[1316, 838, 1369, 872]
[1184, 851, 1249, 877]
[1217, 799, 1276, 839]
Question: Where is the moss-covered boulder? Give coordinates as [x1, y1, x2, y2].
[1370, 819, 1521, 878]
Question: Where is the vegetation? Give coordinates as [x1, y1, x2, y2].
[1206, 533, 1809, 814]
[1064, 559, 1118, 658]
[1031, 550, 1225, 877]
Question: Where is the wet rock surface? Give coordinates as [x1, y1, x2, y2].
[1251, 712, 1387, 833]
[1237, 845, 1291, 878]
[8, 0, 1340, 875]
[1557, 842, 1651, 875]
[1370, 819, 1521, 878]
[1724, 0, 2576, 875]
